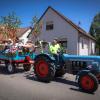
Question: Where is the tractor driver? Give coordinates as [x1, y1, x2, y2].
[49, 39, 61, 55]
[49, 39, 61, 63]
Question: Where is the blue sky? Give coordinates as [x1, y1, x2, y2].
[0, 0, 100, 32]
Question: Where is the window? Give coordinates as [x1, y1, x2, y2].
[60, 41, 67, 48]
[46, 21, 54, 30]
[82, 39, 84, 49]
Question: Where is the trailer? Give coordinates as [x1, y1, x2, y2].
[0, 47, 35, 74]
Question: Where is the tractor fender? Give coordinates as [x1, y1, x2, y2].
[76, 70, 90, 82]
[34, 53, 55, 62]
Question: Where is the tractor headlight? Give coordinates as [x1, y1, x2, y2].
[87, 62, 99, 72]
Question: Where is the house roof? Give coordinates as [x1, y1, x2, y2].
[16, 27, 31, 38]
[0, 27, 31, 42]
[38, 6, 95, 41]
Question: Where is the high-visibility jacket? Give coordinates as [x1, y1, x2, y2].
[49, 44, 60, 54]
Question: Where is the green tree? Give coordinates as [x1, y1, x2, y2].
[31, 16, 42, 37]
[90, 13, 100, 37]
[0, 12, 21, 42]
[89, 12, 100, 54]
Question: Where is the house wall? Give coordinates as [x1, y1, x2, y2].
[38, 8, 78, 54]
[78, 34, 95, 55]
[19, 29, 31, 44]
[32, 8, 95, 55]
[92, 41, 95, 54]
[89, 40, 95, 55]
[78, 35, 89, 55]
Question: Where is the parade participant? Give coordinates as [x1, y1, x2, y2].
[4, 39, 14, 53]
[1, 39, 18, 55]
[23, 40, 37, 52]
[49, 38, 61, 64]
[15, 39, 24, 47]
[6, 39, 13, 49]
[49, 39, 65, 66]
[49, 39, 61, 54]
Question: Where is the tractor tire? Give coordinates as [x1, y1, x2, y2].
[5, 62, 16, 74]
[34, 57, 55, 82]
[78, 72, 98, 93]
[23, 64, 31, 71]
[55, 66, 66, 77]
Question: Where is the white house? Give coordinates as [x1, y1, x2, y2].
[30, 6, 95, 55]
[0, 26, 32, 44]
[17, 27, 32, 44]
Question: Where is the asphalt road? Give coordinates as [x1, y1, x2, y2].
[0, 66, 100, 100]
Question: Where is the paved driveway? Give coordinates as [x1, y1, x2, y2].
[0, 66, 100, 100]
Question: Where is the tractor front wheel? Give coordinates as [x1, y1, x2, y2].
[78, 73, 98, 93]
[34, 57, 55, 82]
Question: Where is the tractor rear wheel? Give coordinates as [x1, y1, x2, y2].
[78, 72, 98, 93]
[34, 57, 55, 82]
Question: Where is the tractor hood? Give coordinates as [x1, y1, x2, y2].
[63, 54, 100, 62]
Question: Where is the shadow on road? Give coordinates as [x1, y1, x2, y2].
[24, 72, 78, 85]
[54, 78, 95, 95]
[25, 72, 78, 86]
[70, 88, 94, 95]
[54, 77, 78, 87]
[25, 73, 96, 95]
[25, 72, 51, 83]
[0, 66, 97, 95]
[25, 72, 37, 81]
